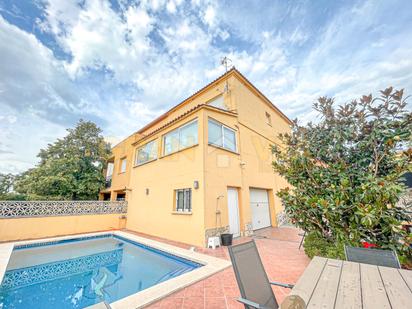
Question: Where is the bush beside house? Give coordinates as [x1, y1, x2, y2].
[273, 87, 412, 262]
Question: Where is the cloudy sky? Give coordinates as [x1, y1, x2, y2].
[0, 0, 411, 174]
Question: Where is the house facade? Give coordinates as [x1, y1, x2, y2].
[100, 68, 292, 247]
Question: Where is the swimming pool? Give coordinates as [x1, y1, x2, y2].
[0, 234, 202, 308]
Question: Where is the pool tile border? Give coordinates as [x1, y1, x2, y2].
[109, 231, 232, 308]
[0, 231, 110, 284]
[0, 231, 231, 308]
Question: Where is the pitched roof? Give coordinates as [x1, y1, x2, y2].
[136, 68, 292, 135]
[132, 104, 237, 145]
[113, 68, 292, 150]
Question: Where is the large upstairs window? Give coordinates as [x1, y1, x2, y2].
[208, 119, 237, 152]
[135, 139, 158, 165]
[163, 119, 198, 156]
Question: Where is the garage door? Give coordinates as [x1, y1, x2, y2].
[250, 188, 271, 230]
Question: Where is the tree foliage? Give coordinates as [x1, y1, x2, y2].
[273, 87, 412, 256]
[14, 120, 111, 200]
[0, 173, 15, 196]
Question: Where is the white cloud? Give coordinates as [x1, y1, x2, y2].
[1, 0, 411, 174]
[0, 105, 67, 174]
[44, 0, 154, 81]
[203, 5, 215, 27]
[0, 15, 85, 122]
[166, 1, 177, 13]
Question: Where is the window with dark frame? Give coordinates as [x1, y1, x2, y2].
[175, 188, 192, 212]
[116, 193, 126, 201]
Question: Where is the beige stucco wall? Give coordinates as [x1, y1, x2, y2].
[100, 132, 142, 201]
[118, 71, 291, 247]
[203, 76, 291, 236]
[203, 109, 243, 234]
[126, 111, 206, 247]
[0, 214, 126, 242]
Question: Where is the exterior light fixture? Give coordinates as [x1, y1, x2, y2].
[145, 188, 149, 195]
[194, 181, 199, 189]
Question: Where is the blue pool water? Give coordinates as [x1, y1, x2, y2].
[0, 235, 201, 308]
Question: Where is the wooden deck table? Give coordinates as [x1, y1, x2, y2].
[284, 256, 412, 309]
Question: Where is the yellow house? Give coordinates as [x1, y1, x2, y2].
[99, 132, 142, 201]
[100, 68, 292, 247]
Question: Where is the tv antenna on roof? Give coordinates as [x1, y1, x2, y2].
[221, 57, 232, 93]
[221, 56, 232, 73]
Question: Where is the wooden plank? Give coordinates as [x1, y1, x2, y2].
[288, 256, 328, 305]
[360, 263, 391, 309]
[399, 269, 412, 292]
[335, 261, 362, 309]
[306, 258, 342, 308]
[379, 266, 412, 309]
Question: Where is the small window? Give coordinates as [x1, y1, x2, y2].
[163, 120, 198, 156]
[136, 140, 158, 165]
[106, 162, 114, 178]
[120, 157, 127, 173]
[265, 112, 272, 126]
[207, 95, 226, 110]
[175, 188, 191, 212]
[116, 193, 126, 201]
[208, 119, 237, 152]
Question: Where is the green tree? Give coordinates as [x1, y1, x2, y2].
[272, 87, 412, 258]
[15, 120, 111, 200]
[0, 173, 15, 196]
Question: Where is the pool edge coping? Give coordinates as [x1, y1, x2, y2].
[0, 242, 14, 284]
[0, 231, 232, 309]
[110, 231, 232, 308]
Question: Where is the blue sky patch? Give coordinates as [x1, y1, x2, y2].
[0, 0, 411, 173]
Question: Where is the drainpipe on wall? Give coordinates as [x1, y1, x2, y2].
[215, 195, 224, 236]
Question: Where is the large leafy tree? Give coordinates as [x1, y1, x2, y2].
[15, 120, 111, 200]
[0, 173, 27, 200]
[0, 173, 15, 196]
[273, 87, 412, 257]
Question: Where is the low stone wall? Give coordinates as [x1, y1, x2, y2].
[0, 201, 127, 242]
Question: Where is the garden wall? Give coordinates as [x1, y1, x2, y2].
[0, 201, 127, 242]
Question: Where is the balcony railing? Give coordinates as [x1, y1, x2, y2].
[0, 200, 127, 218]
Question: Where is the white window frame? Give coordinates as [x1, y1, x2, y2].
[163, 119, 198, 156]
[175, 188, 192, 212]
[120, 157, 127, 173]
[208, 118, 237, 152]
[106, 162, 114, 178]
[135, 139, 158, 166]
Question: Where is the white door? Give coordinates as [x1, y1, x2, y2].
[250, 188, 271, 230]
[227, 188, 240, 237]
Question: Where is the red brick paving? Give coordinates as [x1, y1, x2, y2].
[126, 227, 310, 308]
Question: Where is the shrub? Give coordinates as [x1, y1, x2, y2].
[273, 87, 412, 258]
[303, 232, 345, 260]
